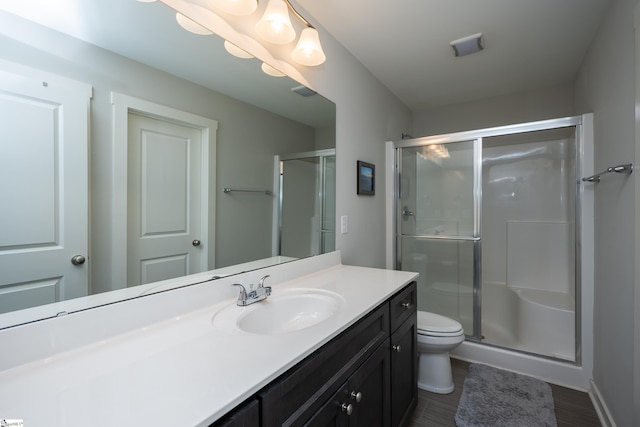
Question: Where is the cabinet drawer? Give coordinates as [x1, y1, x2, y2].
[389, 281, 417, 333]
[259, 303, 390, 427]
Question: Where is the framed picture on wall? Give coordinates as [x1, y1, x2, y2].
[357, 160, 375, 195]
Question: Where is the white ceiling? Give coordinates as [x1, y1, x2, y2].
[296, 0, 613, 111]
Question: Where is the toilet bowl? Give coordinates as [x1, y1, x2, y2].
[417, 311, 465, 394]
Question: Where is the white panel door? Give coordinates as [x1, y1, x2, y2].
[127, 113, 206, 286]
[0, 66, 90, 314]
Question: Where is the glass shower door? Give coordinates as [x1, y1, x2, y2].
[396, 139, 481, 338]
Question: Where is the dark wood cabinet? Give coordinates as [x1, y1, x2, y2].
[212, 398, 260, 427]
[259, 304, 389, 427]
[305, 343, 391, 427]
[389, 282, 418, 427]
[390, 314, 418, 427]
[212, 281, 418, 427]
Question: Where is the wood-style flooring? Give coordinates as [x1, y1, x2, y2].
[409, 359, 602, 427]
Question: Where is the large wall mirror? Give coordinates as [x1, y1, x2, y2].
[0, 0, 336, 329]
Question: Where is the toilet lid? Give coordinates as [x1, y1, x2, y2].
[417, 311, 463, 335]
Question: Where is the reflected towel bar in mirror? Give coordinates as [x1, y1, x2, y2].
[223, 187, 273, 195]
[581, 163, 633, 183]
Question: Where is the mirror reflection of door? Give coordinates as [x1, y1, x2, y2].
[279, 150, 335, 258]
[126, 113, 207, 286]
[0, 66, 90, 313]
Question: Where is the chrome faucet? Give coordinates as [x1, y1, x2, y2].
[232, 275, 272, 306]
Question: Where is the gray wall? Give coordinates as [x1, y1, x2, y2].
[300, 23, 413, 268]
[0, 18, 317, 294]
[412, 83, 575, 137]
[574, 0, 637, 425]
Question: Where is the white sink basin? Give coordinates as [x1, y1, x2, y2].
[212, 288, 344, 335]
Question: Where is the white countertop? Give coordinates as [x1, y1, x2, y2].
[0, 252, 417, 426]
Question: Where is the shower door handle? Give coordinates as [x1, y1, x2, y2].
[402, 206, 414, 221]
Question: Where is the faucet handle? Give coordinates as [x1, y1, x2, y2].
[232, 283, 247, 298]
[258, 275, 271, 295]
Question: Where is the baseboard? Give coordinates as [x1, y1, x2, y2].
[589, 380, 617, 427]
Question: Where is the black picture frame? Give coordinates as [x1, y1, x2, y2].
[357, 160, 375, 195]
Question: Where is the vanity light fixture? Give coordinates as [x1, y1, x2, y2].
[149, 0, 327, 67]
[255, 0, 296, 44]
[224, 40, 254, 58]
[218, 0, 327, 66]
[261, 62, 286, 77]
[210, 0, 259, 16]
[176, 13, 213, 35]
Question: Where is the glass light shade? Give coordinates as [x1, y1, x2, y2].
[255, 0, 296, 45]
[224, 41, 254, 59]
[176, 13, 213, 35]
[261, 62, 285, 77]
[291, 27, 326, 66]
[210, 0, 258, 16]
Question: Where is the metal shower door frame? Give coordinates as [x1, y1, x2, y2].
[392, 115, 584, 358]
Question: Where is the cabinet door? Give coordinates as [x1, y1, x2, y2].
[348, 343, 391, 427]
[390, 315, 418, 427]
[305, 344, 391, 427]
[304, 395, 349, 427]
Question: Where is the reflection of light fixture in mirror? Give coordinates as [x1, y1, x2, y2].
[176, 13, 213, 35]
[261, 62, 285, 77]
[255, 0, 296, 44]
[224, 41, 254, 59]
[210, 0, 258, 16]
[418, 144, 450, 165]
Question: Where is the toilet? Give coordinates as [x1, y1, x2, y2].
[416, 311, 465, 394]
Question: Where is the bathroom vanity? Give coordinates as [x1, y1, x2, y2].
[0, 252, 417, 426]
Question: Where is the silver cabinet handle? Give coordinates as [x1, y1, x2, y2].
[402, 301, 412, 309]
[341, 403, 353, 415]
[392, 345, 401, 352]
[71, 255, 86, 265]
[192, 239, 201, 246]
[350, 391, 362, 402]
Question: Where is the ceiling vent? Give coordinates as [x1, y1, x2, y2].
[291, 85, 317, 97]
[450, 33, 484, 57]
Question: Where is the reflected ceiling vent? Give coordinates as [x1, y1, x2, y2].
[291, 85, 317, 97]
[450, 33, 484, 57]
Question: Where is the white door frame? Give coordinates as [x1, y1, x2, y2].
[111, 93, 217, 289]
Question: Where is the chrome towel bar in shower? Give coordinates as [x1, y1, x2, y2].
[581, 163, 633, 183]
[223, 187, 273, 195]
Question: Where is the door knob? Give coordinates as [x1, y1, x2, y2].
[192, 239, 201, 247]
[71, 255, 86, 265]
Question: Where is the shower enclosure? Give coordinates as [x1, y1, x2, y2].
[392, 116, 588, 363]
[277, 149, 336, 258]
